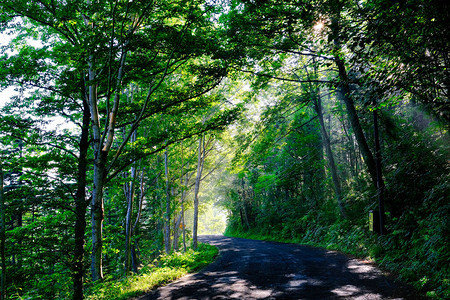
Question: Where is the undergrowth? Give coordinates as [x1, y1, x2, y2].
[225, 214, 449, 300]
[85, 243, 218, 300]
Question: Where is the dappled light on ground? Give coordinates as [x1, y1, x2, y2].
[140, 235, 416, 299]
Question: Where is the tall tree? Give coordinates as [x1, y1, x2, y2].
[1, 0, 239, 284]
[163, 147, 171, 254]
[0, 156, 5, 300]
[192, 134, 205, 250]
[362, 0, 450, 126]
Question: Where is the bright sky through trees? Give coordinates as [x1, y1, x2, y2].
[0, 32, 15, 108]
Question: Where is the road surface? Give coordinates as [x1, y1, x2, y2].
[139, 235, 421, 299]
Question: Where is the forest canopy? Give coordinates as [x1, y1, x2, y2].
[0, 0, 448, 299]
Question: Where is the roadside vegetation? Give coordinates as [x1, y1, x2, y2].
[226, 209, 449, 299]
[85, 243, 218, 300]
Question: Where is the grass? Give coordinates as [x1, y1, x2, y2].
[85, 243, 218, 300]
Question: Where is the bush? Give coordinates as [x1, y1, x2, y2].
[85, 243, 218, 300]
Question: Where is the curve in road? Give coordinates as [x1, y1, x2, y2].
[139, 235, 420, 299]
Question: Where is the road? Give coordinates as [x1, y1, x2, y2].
[139, 235, 421, 299]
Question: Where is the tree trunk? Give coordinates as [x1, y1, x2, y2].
[90, 152, 106, 282]
[73, 94, 91, 300]
[124, 162, 136, 276]
[340, 117, 358, 178]
[314, 93, 347, 218]
[330, 11, 378, 189]
[164, 148, 171, 254]
[182, 162, 188, 252]
[87, 30, 128, 281]
[130, 167, 145, 273]
[177, 145, 188, 252]
[0, 157, 6, 300]
[87, 49, 105, 282]
[334, 59, 378, 188]
[172, 211, 183, 251]
[192, 135, 205, 250]
[131, 241, 139, 274]
[308, 57, 346, 217]
[373, 108, 386, 235]
[181, 202, 187, 252]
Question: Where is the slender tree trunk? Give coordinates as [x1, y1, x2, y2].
[131, 241, 139, 274]
[178, 144, 188, 252]
[192, 135, 205, 250]
[334, 59, 378, 188]
[91, 153, 106, 282]
[181, 203, 187, 252]
[314, 124, 326, 207]
[130, 241, 138, 273]
[312, 61, 345, 215]
[87, 25, 128, 280]
[340, 117, 358, 178]
[124, 124, 138, 276]
[84, 7, 104, 281]
[182, 162, 188, 252]
[87, 49, 105, 281]
[130, 167, 145, 273]
[242, 198, 250, 230]
[329, 7, 379, 189]
[124, 162, 136, 276]
[172, 211, 183, 251]
[314, 93, 347, 218]
[239, 209, 245, 229]
[0, 157, 6, 300]
[373, 108, 386, 235]
[73, 95, 91, 300]
[304, 60, 345, 216]
[172, 216, 179, 251]
[164, 148, 171, 253]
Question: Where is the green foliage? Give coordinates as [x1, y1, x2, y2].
[220, 1, 449, 298]
[1, 0, 449, 299]
[86, 267, 185, 300]
[85, 243, 218, 300]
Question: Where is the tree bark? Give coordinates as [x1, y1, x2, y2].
[90, 152, 107, 282]
[334, 58, 378, 188]
[329, 8, 378, 189]
[164, 148, 171, 254]
[373, 108, 386, 235]
[88, 39, 128, 282]
[172, 211, 183, 251]
[124, 160, 136, 276]
[131, 241, 139, 274]
[130, 167, 146, 273]
[313, 92, 347, 218]
[0, 157, 6, 300]
[192, 135, 205, 250]
[88, 55, 106, 281]
[73, 93, 91, 300]
[182, 160, 188, 252]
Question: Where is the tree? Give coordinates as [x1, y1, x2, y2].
[1, 0, 239, 284]
[163, 147, 171, 254]
[0, 156, 5, 300]
[192, 134, 205, 250]
[361, 0, 450, 126]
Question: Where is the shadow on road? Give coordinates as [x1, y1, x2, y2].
[139, 235, 422, 300]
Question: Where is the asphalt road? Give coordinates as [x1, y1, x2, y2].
[139, 235, 421, 300]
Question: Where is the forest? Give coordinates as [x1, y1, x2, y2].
[0, 0, 448, 299]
